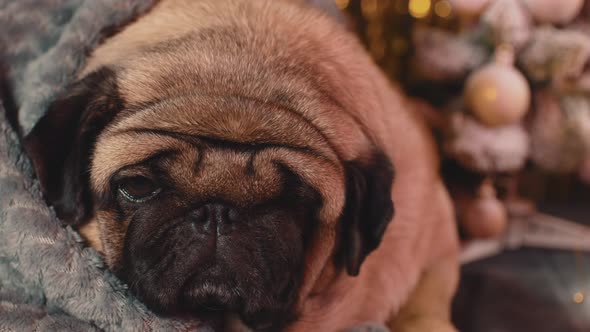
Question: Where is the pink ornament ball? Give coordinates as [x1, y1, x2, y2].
[465, 62, 531, 127]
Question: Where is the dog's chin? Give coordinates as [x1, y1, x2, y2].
[150, 277, 291, 331]
[179, 280, 245, 328]
[179, 271, 244, 314]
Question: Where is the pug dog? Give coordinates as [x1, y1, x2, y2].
[25, 0, 459, 331]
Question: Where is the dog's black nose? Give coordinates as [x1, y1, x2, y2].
[190, 203, 238, 235]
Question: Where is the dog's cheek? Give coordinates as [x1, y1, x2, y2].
[95, 210, 130, 270]
[77, 218, 103, 253]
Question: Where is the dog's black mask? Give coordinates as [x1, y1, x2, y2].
[113, 161, 322, 331]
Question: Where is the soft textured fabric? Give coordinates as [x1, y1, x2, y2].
[1, 0, 158, 136]
[0, 0, 202, 330]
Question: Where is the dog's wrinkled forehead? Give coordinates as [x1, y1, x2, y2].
[89, 78, 346, 222]
[89, 23, 373, 157]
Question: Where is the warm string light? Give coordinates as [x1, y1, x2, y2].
[434, 0, 453, 18]
[361, 0, 379, 18]
[573, 251, 589, 305]
[334, 0, 459, 80]
[336, 1, 452, 25]
[409, 0, 431, 18]
[335, 0, 350, 10]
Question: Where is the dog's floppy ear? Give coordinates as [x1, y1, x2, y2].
[24, 67, 122, 225]
[337, 150, 395, 276]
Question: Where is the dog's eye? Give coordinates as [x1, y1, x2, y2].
[118, 176, 161, 203]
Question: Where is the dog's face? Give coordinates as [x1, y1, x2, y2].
[94, 97, 323, 326]
[25, 5, 394, 330]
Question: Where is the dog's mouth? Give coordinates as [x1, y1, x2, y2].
[123, 254, 301, 330]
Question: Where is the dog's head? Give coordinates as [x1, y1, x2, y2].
[25, 2, 394, 330]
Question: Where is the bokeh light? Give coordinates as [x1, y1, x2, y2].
[409, 0, 431, 18]
[434, 0, 453, 18]
[335, 0, 350, 10]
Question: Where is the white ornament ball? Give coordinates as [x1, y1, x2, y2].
[465, 61, 531, 127]
[449, 0, 491, 18]
[522, 0, 584, 24]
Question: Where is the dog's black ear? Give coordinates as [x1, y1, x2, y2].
[24, 67, 122, 225]
[337, 150, 395, 276]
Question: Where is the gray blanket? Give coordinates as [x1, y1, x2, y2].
[0, 0, 203, 330]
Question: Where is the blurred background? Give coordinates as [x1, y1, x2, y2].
[333, 0, 590, 331]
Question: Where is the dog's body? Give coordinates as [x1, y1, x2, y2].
[26, 0, 459, 331]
